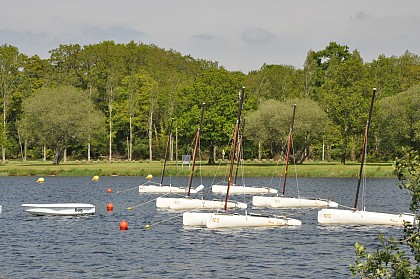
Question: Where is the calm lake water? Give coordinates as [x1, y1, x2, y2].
[0, 175, 412, 278]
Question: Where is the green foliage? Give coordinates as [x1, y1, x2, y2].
[20, 85, 105, 164]
[351, 149, 420, 278]
[174, 68, 245, 163]
[375, 85, 420, 159]
[245, 98, 334, 161]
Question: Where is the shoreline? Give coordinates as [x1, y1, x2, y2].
[0, 160, 395, 178]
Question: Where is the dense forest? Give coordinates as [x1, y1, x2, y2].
[0, 41, 419, 164]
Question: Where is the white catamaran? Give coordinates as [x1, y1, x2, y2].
[139, 118, 204, 195]
[184, 87, 301, 228]
[212, 118, 277, 195]
[318, 88, 415, 226]
[253, 104, 338, 209]
[157, 103, 247, 211]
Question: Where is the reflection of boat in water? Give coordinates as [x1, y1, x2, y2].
[22, 203, 95, 216]
[318, 88, 414, 226]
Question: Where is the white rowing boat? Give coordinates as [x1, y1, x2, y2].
[22, 203, 95, 216]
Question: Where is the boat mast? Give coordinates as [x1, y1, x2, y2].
[187, 103, 205, 196]
[225, 87, 245, 211]
[160, 118, 174, 186]
[282, 104, 296, 196]
[354, 88, 376, 210]
[233, 117, 246, 186]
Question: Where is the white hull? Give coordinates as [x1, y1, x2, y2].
[183, 212, 213, 226]
[157, 197, 247, 210]
[0, 205, 2, 214]
[22, 203, 95, 216]
[139, 185, 203, 194]
[318, 208, 415, 226]
[206, 213, 302, 228]
[169, 198, 247, 210]
[252, 196, 338, 208]
[212, 184, 277, 195]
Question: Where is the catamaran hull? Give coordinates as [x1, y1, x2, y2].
[22, 203, 95, 216]
[318, 208, 415, 226]
[183, 212, 213, 226]
[169, 198, 247, 210]
[139, 185, 201, 194]
[252, 196, 338, 208]
[206, 213, 302, 228]
[212, 185, 277, 195]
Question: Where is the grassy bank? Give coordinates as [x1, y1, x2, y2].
[0, 160, 395, 178]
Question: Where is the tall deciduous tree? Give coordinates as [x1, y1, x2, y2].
[0, 44, 24, 162]
[20, 85, 105, 164]
[375, 85, 420, 159]
[245, 98, 334, 161]
[175, 68, 245, 164]
[305, 42, 372, 164]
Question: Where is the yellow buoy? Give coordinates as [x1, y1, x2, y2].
[146, 174, 153, 180]
[36, 177, 45, 183]
[127, 207, 132, 211]
[92, 175, 99, 181]
[145, 224, 150, 229]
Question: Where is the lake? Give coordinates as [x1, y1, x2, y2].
[0, 176, 412, 278]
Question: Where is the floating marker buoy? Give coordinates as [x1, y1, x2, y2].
[92, 175, 99, 181]
[127, 207, 132, 211]
[145, 224, 150, 229]
[146, 174, 153, 180]
[36, 177, 45, 183]
[107, 202, 113, 212]
[119, 220, 128, 230]
[107, 188, 112, 193]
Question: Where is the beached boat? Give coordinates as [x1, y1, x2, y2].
[22, 203, 95, 216]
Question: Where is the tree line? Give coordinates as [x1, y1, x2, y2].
[0, 41, 419, 164]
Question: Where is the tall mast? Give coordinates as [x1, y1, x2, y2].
[282, 104, 296, 196]
[225, 87, 245, 211]
[187, 103, 205, 196]
[160, 118, 174, 186]
[354, 88, 376, 209]
[233, 117, 245, 186]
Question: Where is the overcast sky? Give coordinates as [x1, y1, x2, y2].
[1, 0, 420, 73]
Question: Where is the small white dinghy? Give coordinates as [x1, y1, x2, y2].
[22, 203, 95, 216]
[252, 196, 338, 208]
[212, 184, 277, 195]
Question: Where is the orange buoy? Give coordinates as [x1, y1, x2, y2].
[107, 202, 113, 212]
[107, 188, 112, 193]
[119, 220, 128, 230]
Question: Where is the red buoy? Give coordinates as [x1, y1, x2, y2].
[107, 202, 113, 212]
[119, 220, 128, 230]
[107, 188, 112, 193]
